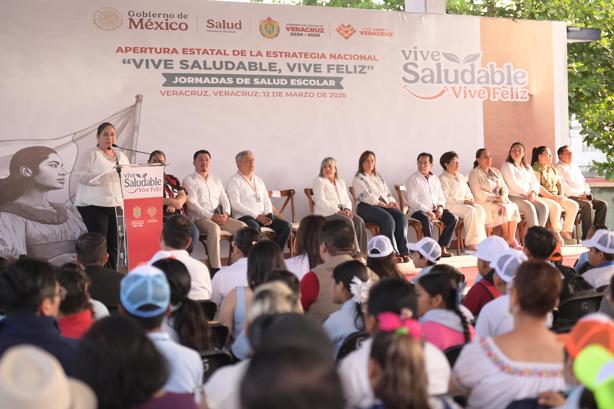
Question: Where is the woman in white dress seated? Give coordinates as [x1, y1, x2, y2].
[439, 151, 486, 251]
[312, 157, 368, 256]
[452, 260, 565, 409]
[0, 146, 86, 264]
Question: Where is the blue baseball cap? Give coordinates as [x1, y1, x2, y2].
[120, 265, 170, 318]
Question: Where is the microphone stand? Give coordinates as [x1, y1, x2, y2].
[112, 144, 151, 156]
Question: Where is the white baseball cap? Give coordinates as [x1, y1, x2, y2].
[367, 235, 395, 258]
[407, 237, 441, 263]
[491, 248, 527, 283]
[582, 230, 614, 255]
[472, 235, 509, 263]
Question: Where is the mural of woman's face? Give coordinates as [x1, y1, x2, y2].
[96, 125, 116, 150]
[29, 153, 67, 190]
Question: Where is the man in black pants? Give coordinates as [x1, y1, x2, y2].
[405, 152, 458, 257]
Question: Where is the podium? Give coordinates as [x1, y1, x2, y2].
[119, 164, 164, 269]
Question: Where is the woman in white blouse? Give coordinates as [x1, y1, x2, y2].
[352, 151, 408, 258]
[313, 157, 368, 255]
[439, 151, 486, 251]
[74, 122, 130, 269]
[500, 142, 549, 229]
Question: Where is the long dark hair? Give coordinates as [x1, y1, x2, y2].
[370, 330, 429, 409]
[531, 146, 548, 167]
[367, 254, 403, 280]
[506, 141, 529, 168]
[295, 215, 325, 268]
[0, 146, 57, 204]
[333, 260, 368, 329]
[417, 266, 471, 344]
[357, 150, 376, 175]
[247, 240, 287, 290]
[153, 258, 211, 351]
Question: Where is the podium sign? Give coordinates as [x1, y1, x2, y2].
[120, 165, 164, 269]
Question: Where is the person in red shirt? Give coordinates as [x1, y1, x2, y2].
[57, 263, 95, 339]
[462, 236, 509, 317]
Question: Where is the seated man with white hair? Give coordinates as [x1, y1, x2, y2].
[226, 150, 291, 252]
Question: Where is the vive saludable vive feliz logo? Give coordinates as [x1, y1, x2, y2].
[400, 47, 530, 102]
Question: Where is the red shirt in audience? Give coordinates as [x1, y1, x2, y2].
[462, 278, 500, 317]
[58, 310, 94, 339]
[300, 271, 320, 311]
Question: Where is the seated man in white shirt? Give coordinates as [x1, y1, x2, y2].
[338, 278, 451, 408]
[581, 229, 614, 289]
[119, 265, 203, 394]
[210, 226, 261, 305]
[226, 150, 291, 252]
[406, 152, 458, 257]
[183, 150, 246, 272]
[555, 145, 607, 240]
[150, 215, 212, 300]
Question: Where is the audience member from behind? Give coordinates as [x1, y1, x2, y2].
[119, 265, 203, 394]
[368, 315, 460, 409]
[408, 237, 441, 281]
[475, 249, 528, 337]
[339, 278, 451, 408]
[285, 214, 326, 280]
[75, 315, 199, 409]
[536, 313, 614, 408]
[216, 239, 286, 340]
[462, 235, 509, 317]
[211, 226, 261, 305]
[581, 229, 614, 289]
[153, 258, 211, 353]
[453, 260, 564, 409]
[524, 226, 576, 280]
[300, 219, 363, 321]
[0, 257, 78, 375]
[76, 232, 122, 312]
[0, 345, 96, 409]
[56, 263, 96, 339]
[324, 260, 372, 357]
[150, 214, 211, 300]
[264, 269, 301, 299]
[366, 235, 403, 279]
[417, 266, 474, 351]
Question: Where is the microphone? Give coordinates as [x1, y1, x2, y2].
[112, 144, 150, 156]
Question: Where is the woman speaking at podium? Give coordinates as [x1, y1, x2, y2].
[74, 122, 130, 269]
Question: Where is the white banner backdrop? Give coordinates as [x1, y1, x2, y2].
[0, 0, 567, 233]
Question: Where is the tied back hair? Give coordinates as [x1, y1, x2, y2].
[333, 260, 368, 330]
[370, 330, 429, 409]
[153, 258, 211, 351]
[473, 148, 487, 168]
[418, 267, 471, 344]
[531, 146, 547, 167]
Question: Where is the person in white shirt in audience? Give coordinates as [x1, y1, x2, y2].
[338, 278, 451, 409]
[284, 215, 325, 280]
[475, 249, 528, 337]
[353, 150, 409, 258]
[210, 227, 261, 306]
[439, 151, 486, 251]
[313, 157, 368, 255]
[323, 260, 371, 359]
[556, 145, 608, 240]
[452, 260, 565, 409]
[183, 150, 246, 272]
[149, 215, 212, 300]
[119, 265, 203, 394]
[501, 142, 549, 229]
[581, 229, 614, 289]
[406, 152, 458, 257]
[407, 237, 441, 282]
[226, 150, 291, 251]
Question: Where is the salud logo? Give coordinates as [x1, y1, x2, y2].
[93, 7, 123, 31]
[132, 205, 142, 219]
[336, 24, 356, 39]
[259, 17, 280, 39]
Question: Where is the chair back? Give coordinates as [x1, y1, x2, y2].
[552, 291, 604, 332]
[304, 188, 315, 214]
[336, 331, 369, 363]
[200, 350, 234, 382]
[269, 189, 296, 222]
[347, 186, 358, 212]
[198, 300, 218, 321]
[393, 184, 410, 214]
[209, 322, 230, 350]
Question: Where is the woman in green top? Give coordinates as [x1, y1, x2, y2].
[531, 146, 579, 245]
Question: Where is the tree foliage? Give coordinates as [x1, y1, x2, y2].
[299, 0, 614, 179]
